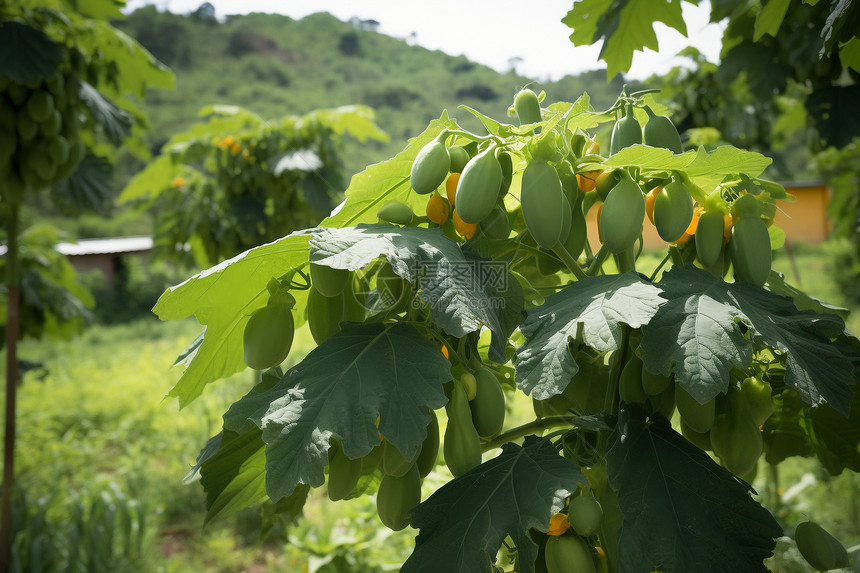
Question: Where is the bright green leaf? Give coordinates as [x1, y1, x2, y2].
[154, 233, 312, 407]
[402, 436, 583, 573]
[840, 36, 860, 72]
[607, 409, 782, 572]
[516, 273, 664, 400]
[754, 0, 792, 40]
[223, 322, 450, 500]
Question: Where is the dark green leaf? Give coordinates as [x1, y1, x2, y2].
[51, 154, 113, 215]
[803, 386, 860, 474]
[516, 273, 663, 400]
[309, 225, 523, 362]
[403, 436, 583, 573]
[718, 40, 791, 100]
[606, 408, 782, 573]
[199, 427, 268, 523]
[0, 20, 63, 84]
[766, 270, 850, 320]
[642, 266, 857, 414]
[78, 81, 133, 146]
[821, 0, 860, 52]
[224, 322, 450, 500]
[806, 84, 860, 148]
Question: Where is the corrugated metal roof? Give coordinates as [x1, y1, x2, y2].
[55, 236, 153, 256]
[0, 236, 153, 257]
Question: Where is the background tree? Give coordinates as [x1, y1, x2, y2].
[0, 0, 173, 566]
[120, 104, 388, 267]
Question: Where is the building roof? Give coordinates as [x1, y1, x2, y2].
[0, 236, 153, 257]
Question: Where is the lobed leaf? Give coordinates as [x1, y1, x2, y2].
[606, 408, 782, 572]
[403, 436, 583, 573]
[516, 273, 664, 400]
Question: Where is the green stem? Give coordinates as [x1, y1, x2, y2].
[587, 245, 610, 276]
[481, 416, 574, 452]
[615, 247, 635, 274]
[552, 243, 587, 281]
[649, 251, 672, 282]
[0, 201, 21, 571]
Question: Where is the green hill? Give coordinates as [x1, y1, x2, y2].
[116, 8, 634, 178]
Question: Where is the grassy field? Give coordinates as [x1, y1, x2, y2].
[3, 243, 859, 571]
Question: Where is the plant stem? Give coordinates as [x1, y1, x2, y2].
[649, 251, 672, 282]
[0, 202, 20, 571]
[552, 243, 587, 281]
[587, 245, 610, 276]
[481, 416, 574, 452]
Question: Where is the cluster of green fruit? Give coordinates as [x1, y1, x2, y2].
[0, 54, 86, 200]
[537, 494, 606, 573]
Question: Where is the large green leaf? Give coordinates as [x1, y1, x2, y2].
[223, 322, 450, 500]
[516, 273, 663, 400]
[309, 225, 524, 362]
[78, 81, 134, 146]
[0, 20, 63, 84]
[199, 427, 268, 524]
[754, 0, 792, 40]
[563, 0, 688, 77]
[642, 266, 858, 414]
[153, 233, 312, 406]
[607, 408, 782, 573]
[806, 84, 860, 148]
[62, 0, 125, 20]
[402, 436, 583, 573]
[803, 384, 860, 474]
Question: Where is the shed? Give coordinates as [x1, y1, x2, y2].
[57, 236, 153, 285]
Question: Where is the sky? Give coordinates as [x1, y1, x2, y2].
[123, 0, 725, 81]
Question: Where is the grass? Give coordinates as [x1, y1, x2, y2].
[3, 242, 859, 571]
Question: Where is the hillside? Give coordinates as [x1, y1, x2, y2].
[116, 8, 635, 178]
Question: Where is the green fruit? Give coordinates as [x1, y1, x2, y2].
[444, 382, 482, 477]
[25, 90, 54, 123]
[555, 160, 578, 196]
[26, 141, 57, 181]
[448, 145, 470, 173]
[0, 126, 16, 167]
[545, 534, 596, 573]
[343, 274, 368, 323]
[470, 368, 506, 438]
[710, 401, 762, 476]
[619, 354, 647, 404]
[649, 385, 676, 419]
[0, 100, 16, 130]
[382, 438, 421, 477]
[456, 146, 503, 224]
[653, 180, 693, 242]
[377, 263, 410, 310]
[7, 83, 29, 106]
[521, 160, 566, 249]
[460, 372, 478, 401]
[681, 419, 712, 451]
[641, 367, 671, 396]
[600, 169, 645, 254]
[327, 440, 363, 501]
[740, 377, 774, 426]
[695, 210, 726, 268]
[416, 409, 440, 477]
[730, 216, 772, 287]
[642, 106, 683, 154]
[411, 132, 450, 194]
[307, 287, 344, 345]
[377, 201, 414, 225]
[559, 193, 573, 243]
[562, 194, 587, 259]
[675, 386, 715, 433]
[310, 263, 350, 298]
[569, 496, 603, 537]
[376, 464, 421, 531]
[40, 108, 62, 139]
[16, 113, 38, 142]
[479, 205, 511, 240]
[243, 302, 295, 370]
[610, 103, 642, 155]
[513, 88, 542, 128]
[497, 149, 513, 198]
[794, 521, 849, 571]
[594, 170, 619, 202]
[48, 135, 70, 165]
